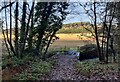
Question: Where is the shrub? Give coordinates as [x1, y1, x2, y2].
[78, 44, 98, 61]
[2, 55, 34, 68]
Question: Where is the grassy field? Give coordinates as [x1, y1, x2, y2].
[0, 33, 96, 52]
[0, 33, 94, 40]
[48, 33, 96, 51]
[56, 33, 94, 40]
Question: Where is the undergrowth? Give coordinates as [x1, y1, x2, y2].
[75, 58, 118, 77]
[12, 60, 54, 80]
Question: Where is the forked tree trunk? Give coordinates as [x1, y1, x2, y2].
[93, 2, 103, 61]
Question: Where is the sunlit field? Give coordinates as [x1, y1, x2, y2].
[0, 33, 94, 40]
[48, 33, 96, 51]
[0, 34, 14, 39]
[0, 33, 96, 52]
[0, 34, 3, 39]
[56, 33, 94, 41]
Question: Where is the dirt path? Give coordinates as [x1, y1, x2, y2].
[48, 54, 85, 80]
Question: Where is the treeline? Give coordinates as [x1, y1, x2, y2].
[63, 22, 91, 28]
[57, 22, 93, 33]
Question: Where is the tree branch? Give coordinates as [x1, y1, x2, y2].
[0, 2, 15, 12]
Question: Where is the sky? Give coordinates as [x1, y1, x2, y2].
[63, 13, 90, 24]
[0, 1, 90, 29]
[63, 2, 90, 24]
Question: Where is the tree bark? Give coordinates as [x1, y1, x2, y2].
[28, 2, 34, 50]
[36, 32, 44, 55]
[8, 1, 16, 56]
[43, 30, 57, 60]
[10, 1, 12, 44]
[22, 1, 35, 52]
[0, 2, 15, 12]
[19, 1, 27, 58]
[105, 3, 115, 63]
[1, 24, 11, 56]
[15, 1, 19, 57]
[93, 2, 103, 61]
[4, 2, 11, 56]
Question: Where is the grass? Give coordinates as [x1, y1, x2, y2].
[1, 33, 95, 53]
[49, 40, 95, 52]
[75, 58, 118, 77]
[0, 33, 94, 40]
[2, 52, 56, 80]
[2, 55, 34, 69]
[12, 60, 54, 80]
[48, 33, 95, 52]
[1, 55, 56, 80]
[56, 33, 94, 41]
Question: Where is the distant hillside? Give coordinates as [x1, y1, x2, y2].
[57, 22, 93, 34]
[2, 22, 102, 34]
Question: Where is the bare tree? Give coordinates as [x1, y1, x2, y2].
[105, 3, 116, 63]
[78, 2, 117, 63]
[79, 2, 104, 61]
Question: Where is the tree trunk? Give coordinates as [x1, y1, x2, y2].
[15, 1, 19, 57]
[35, 32, 44, 55]
[10, 1, 12, 45]
[43, 30, 57, 60]
[93, 2, 103, 61]
[28, 4, 34, 50]
[101, 23, 106, 61]
[109, 36, 116, 62]
[19, 1, 27, 58]
[105, 4, 115, 63]
[22, 1, 35, 53]
[9, 1, 16, 56]
[1, 25, 11, 56]
[4, 2, 11, 56]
